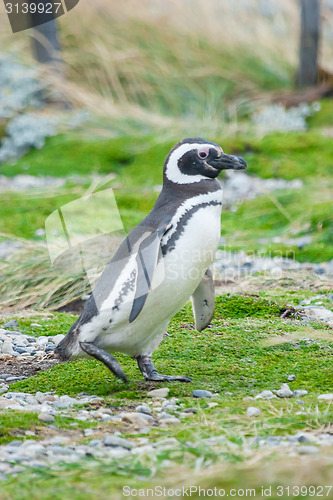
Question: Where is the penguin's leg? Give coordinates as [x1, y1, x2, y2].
[79, 342, 128, 383]
[136, 355, 191, 383]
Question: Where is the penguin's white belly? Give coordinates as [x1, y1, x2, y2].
[78, 203, 221, 356]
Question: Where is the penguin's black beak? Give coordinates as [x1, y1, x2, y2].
[209, 153, 247, 171]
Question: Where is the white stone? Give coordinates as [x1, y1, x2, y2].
[38, 412, 55, 423]
[103, 435, 134, 449]
[246, 407, 261, 417]
[121, 412, 150, 427]
[51, 334, 65, 346]
[159, 417, 181, 425]
[2, 342, 15, 355]
[256, 390, 275, 399]
[277, 383, 293, 398]
[147, 388, 169, 399]
[318, 393, 333, 400]
[297, 446, 318, 455]
[293, 390, 308, 398]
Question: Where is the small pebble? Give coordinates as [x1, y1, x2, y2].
[38, 413, 55, 424]
[318, 393, 333, 401]
[276, 383, 293, 398]
[136, 404, 152, 415]
[4, 320, 18, 329]
[192, 390, 213, 398]
[147, 388, 169, 399]
[102, 436, 133, 449]
[246, 407, 261, 417]
[287, 375, 296, 381]
[121, 412, 150, 427]
[293, 390, 308, 398]
[297, 446, 318, 455]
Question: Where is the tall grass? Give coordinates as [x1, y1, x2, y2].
[57, 0, 292, 123]
[1, 0, 333, 130]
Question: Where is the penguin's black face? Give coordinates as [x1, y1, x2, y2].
[164, 138, 247, 185]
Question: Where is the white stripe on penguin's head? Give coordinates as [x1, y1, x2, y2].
[164, 139, 222, 185]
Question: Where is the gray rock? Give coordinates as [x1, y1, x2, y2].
[298, 435, 310, 443]
[158, 412, 174, 420]
[256, 390, 275, 399]
[2, 342, 15, 355]
[102, 436, 134, 450]
[121, 412, 150, 427]
[192, 390, 213, 398]
[287, 375, 296, 381]
[51, 334, 65, 346]
[27, 460, 47, 469]
[155, 438, 180, 449]
[147, 388, 169, 399]
[4, 320, 18, 329]
[52, 401, 70, 409]
[14, 347, 28, 354]
[297, 446, 318, 455]
[89, 439, 101, 447]
[246, 407, 261, 417]
[6, 440, 22, 447]
[136, 404, 152, 415]
[276, 383, 293, 398]
[318, 393, 333, 400]
[293, 390, 308, 398]
[159, 417, 181, 425]
[83, 429, 96, 436]
[38, 413, 55, 423]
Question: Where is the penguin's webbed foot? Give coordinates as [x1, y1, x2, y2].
[136, 355, 191, 383]
[79, 341, 127, 383]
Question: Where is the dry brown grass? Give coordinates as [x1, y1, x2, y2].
[3, 0, 333, 129]
[1, 0, 332, 132]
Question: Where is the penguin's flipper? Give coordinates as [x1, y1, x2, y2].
[129, 224, 172, 323]
[191, 268, 215, 332]
[79, 341, 127, 383]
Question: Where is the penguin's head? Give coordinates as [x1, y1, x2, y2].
[164, 137, 247, 185]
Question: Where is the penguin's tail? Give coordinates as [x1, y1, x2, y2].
[54, 320, 81, 361]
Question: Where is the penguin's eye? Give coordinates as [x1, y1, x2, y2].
[198, 148, 209, 159]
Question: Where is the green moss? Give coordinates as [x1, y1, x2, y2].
[2, 129, 332, 183]
[1, 130, 332, 265]
[220, 182, 333, 263]
[0, 412, 44, 445]
[0, 410, 100, 445]
[0, 313, 78, 337]
[307, 99, 333, 128]
[215, 294, 281, 318]
[10, 295, 333, 398]
[0, 134, 138, 178]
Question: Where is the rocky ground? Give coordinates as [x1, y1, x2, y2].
[0, 286, 332, 493]
[0, 385, 332, 482]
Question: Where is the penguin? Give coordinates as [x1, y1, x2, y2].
[55, 138, 247, 383]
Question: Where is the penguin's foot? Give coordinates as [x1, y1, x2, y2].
[136, 355, 192, 383]
[79, 342, 128, 383]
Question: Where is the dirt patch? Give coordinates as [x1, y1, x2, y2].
[0, 354, 59, 381]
